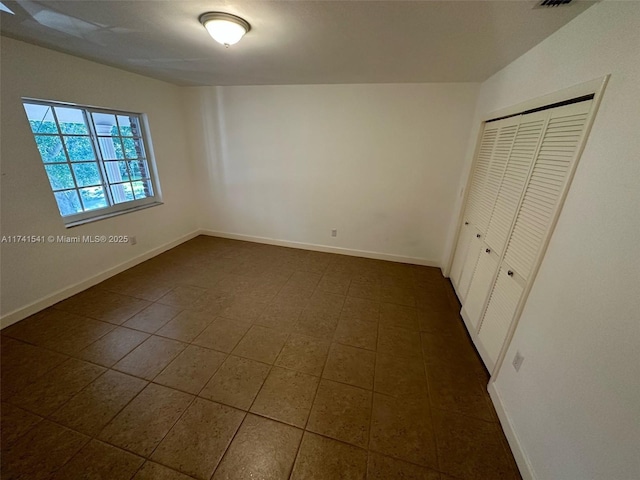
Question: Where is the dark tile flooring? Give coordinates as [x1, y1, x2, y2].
[1, 235, 521, 479]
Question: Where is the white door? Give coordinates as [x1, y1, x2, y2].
[462, 245, 499, 330]
[477, 265, 525, 370]
[453, 117, 520, 301]
[477, 100, 593, 371]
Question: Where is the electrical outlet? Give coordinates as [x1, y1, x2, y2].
[331, 229, 337, 237]
[512, 351, 524, 372]
[130, 236, 137, 245]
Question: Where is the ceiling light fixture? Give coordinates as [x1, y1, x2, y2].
[199, 12, 250, 47]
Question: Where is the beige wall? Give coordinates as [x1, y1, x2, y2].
[0, 37, 198, 321]
[454, 2, 640, 479]
[185, 83, 479, 265]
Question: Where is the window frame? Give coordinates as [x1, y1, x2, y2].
[22, 98, 163, 227]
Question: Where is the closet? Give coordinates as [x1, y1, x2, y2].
[450, 97, 594, 372]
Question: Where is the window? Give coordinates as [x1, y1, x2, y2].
[22, 99, 162, 226]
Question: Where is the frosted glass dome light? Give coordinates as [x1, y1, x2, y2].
[200, 12, 250, 47]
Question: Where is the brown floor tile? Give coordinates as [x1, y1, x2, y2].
[250, 367, 319, 428]
[307, 291, 345, 314]
[8, 358, 105, 416]
[307, 379, 372, 448]
[1, 238, 520, 480]
[188, 289, 234, 316]
[77, 326, 150, 367]
[380, 303, 420, 331]
[113, 335, 186, 380]
[374, 353, 428, 398]
[200, 356, 270, 410]
[232, 325, 289, 364]
[102, 277, 174, 302]
[415, 289, 451, 313]
[293, 308, 340, 340]
[254, 303, 303, 332]
[152, 398, 244, 480]
[334, 316, 378, 351]
[367, 452, 440, 480]
[219, 297, 268, 323]
[157, 285, 207, 308]
[272, 291, 311, 309]
[341, 296, 380, 322]
[133, 461, 195, 480]
[1, 420, 89, 480]
[4, 309, 115, 355]
[426, 365, 496, 422]
[380, 286, 416, 307]
[275, 334, 330, 376]
[433, 409, 520, 480]
[317, 274, 351, 295]
[52, 439, 144, 480]
[57, 291, 151, 325]
[370, 393, 437, 469]
[323, 343, 375, 390]
[123, 303, 183, 333]
[290, 432, 367, 480]
[98, 383, 193, 457]
[378, 325, 423, 359]
[156, 310, 215, 343]
[51, 370, 147, 436]
[192, 318, 251, 353]
[0, 403, 42, 450]
[348, 283, 381, 301]
[0, 337, 68, 401]
[154, 345, 226, 394]
[213, 414, 303, 480]
[418, 309, 465, 337]
[287, 271, 323, 290]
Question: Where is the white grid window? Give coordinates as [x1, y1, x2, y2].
[22, 99, 162, 226]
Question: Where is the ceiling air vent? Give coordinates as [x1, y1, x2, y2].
[536, 0, 573, 7]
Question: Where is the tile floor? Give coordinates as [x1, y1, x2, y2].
[0, 236, 521, 480]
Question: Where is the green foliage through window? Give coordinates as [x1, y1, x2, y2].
[23, 101, 157, 221]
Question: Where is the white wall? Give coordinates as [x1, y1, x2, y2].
[453, 3, 640, 479]
[0, 37, 198, 322]
[185, 83, 479, 265]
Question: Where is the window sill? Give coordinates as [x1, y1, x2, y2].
[64, 201, 163, 228]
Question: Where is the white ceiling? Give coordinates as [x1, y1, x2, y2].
[0, 0, 595, 86]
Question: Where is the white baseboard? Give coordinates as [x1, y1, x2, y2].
[200, 229, 441, 268]
[488, 382, 537, 480]
[0, 230, 200, 330]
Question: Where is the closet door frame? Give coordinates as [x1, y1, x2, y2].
[445, 75, 609, 382]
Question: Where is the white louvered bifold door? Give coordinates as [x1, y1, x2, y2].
[450, 222, 473, 291]
[476, 119, 520, 234]
[453, 117, 520, 301]
[484, 111, 547, 255]
[461, 114, 539, 327]
[463, 247, 499, 329]
[476, 99, 593, 372]
[476, 265, 524, 370]
[456, 228, 484, 300]
[464, 124, 499, 230]
[502, 100, 593, 281]
[451, 124, 499, 290]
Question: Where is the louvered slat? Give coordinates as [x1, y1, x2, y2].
[463, 249, 499, 328]
[475, 122, 519, 233]
[504, 103, 591, 280]
[465, 126, 498, 228]
[484, 116, 546, 255]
